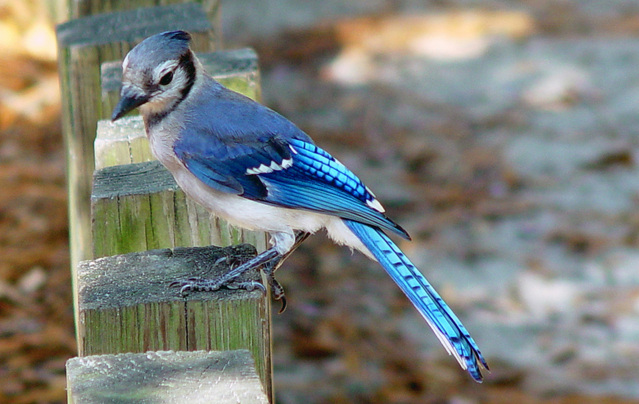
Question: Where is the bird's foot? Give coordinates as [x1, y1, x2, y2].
[170, 277, 267, 295]
[260, 231, 310, 313]
[170, 245, 292, 313]
[170, 247, 280, 296]
[263, 262, 287, 313]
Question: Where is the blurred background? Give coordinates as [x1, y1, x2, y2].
[3, 0, 639, 402]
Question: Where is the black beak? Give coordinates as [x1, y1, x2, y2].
[111, 85, 149, 121]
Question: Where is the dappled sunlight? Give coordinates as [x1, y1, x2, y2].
[323, 10, 536, 84]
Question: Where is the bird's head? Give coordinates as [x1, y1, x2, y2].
[112, 30, 196, 121]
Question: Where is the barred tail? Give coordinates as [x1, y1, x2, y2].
[344, 219, 488, 381]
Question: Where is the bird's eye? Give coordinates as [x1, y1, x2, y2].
[159, 71, 174, 86]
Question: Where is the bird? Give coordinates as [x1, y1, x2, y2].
[111, 30, 488, 382]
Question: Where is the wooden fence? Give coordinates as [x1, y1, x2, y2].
[55, 1, 271, 402]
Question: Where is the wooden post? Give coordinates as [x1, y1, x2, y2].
[59, 3, 275, 400]
[94, 117, 153, 170]
[91, 160, 267, 258]
[66, 350, 269, 403]
[56, 1, 216, 275]
[76, 245, 272, 398]
[65, 0, 222, 46]
[56, 3, 217, 333]
[198, 49, 261, 100]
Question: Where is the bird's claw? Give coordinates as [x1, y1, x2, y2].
[171, 251, 289, 312]
[170, 276, 265, 296]
[263, 267, 287, 313]
[224, 280, 267, 294]
[276, 295, 287, 313]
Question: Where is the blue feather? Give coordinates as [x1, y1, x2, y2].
[288, 139, 371, 203]
[344, 219, 488, 382]
[258, 139, 410, 239]
[176, 132, 410, 239]
[184, 157, 244, 194]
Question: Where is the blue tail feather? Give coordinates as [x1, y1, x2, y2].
[344, 219, 488, 382]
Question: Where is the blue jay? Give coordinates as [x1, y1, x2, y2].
[112, 30, 488, 381]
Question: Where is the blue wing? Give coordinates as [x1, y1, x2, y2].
[173, 84, 407, 238]
[175, 129, 409, 239]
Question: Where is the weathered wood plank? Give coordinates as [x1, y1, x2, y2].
[76, 245, 272, 398]
[66, 350, 268, 404]
[65, 0, 221, 42]
[94, 116, 153, 170]
[57, 2, 217, 268]
[91, 160, 267, 257]
[56, 4, 217, 338]
[198, 49, 261, 98]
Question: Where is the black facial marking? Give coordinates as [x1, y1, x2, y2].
[177, 51, 196, 101]
[146, 50, 196, 128]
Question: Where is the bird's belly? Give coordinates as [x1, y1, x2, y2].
[171, 166, 326, 234]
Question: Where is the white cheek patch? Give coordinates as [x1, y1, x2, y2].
[146, 66, 190, 110]
[122, 53, 130, 72]
[246, 159, 293, 175]
[154, 60, 179, 82]
[171, 70, 188, 91]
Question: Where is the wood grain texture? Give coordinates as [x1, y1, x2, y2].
[65, 0, 221, 38]
[76, 245, 272, 398]
[66, 350, 268, 404]
[91, 160, 268, 257]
